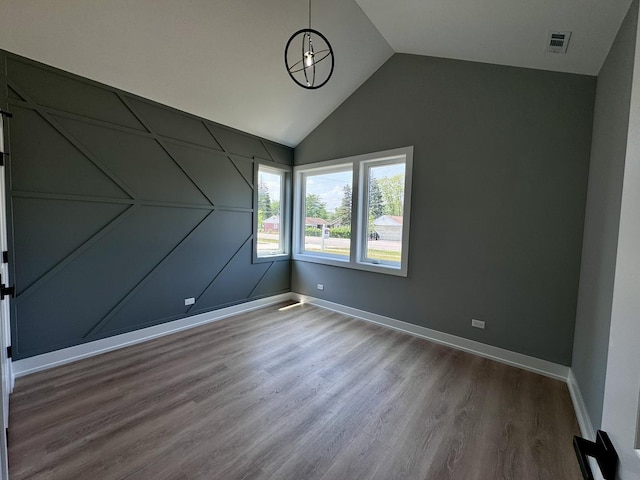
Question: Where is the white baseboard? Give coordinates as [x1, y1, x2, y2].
[10, 289, 598, 479]
[12, 293, 292, 379]
[291, 293, 570, 382]
[567, 371, 603, 480]
[291, 293, 602, 454]
[13, 289, 599, 473]
[12, 292, 572, 383]
[291, 293, 604, 459]
[567, 369, 596, 440]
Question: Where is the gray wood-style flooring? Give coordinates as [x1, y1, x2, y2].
[9, 302, 582, 479]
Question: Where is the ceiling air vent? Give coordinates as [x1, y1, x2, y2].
[547, 31, 571, 54]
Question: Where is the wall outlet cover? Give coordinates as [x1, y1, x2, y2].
[471, 319, 485, 329]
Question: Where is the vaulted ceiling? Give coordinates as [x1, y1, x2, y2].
[0, 0, 633, 147]
[356, 0, 633, 75]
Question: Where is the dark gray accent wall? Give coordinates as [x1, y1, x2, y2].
[294, 54, 596, 365]
[0, 51, 292, 360]
[572, 0, 638, 430]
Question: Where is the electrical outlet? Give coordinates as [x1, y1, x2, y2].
[185, 297, 195, 306]
[317, 284, 324, 291]
[471, 319, 485, 329]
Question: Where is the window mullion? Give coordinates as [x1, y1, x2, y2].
[350, 160, 360, 266]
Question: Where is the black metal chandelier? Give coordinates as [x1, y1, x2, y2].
[284, 0, 334, 89]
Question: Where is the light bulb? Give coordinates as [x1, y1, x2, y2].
[304, 51, 314, 68]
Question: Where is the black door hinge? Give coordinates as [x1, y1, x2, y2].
[2, 251, 7, 264]
[0, 275, 14, 300]
[574, 430, 618, 480]
[0, 285, 14, 300]
[6, 346, 11, 359]
[0, 110, 12, 167]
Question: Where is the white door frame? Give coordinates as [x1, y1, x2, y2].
[0, 109, 13, 480]
[598, 2, 640, 477]
[0, 108, 13, 480]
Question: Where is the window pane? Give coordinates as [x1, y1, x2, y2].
[365, 162, 405, 265]
[303, 169, 352, 258]
[257, 168, 283, 257]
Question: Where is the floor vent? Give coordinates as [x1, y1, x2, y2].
[548, 31, 571, 54]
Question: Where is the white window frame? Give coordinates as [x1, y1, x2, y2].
[296, 162, 353, 262]
[253, 161, 291, 263]
[293, 146, 413, 276]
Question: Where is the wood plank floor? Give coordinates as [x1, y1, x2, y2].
[8, 302, 582, 480]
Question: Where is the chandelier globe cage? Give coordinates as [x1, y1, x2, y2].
[284, 0, 334, 89]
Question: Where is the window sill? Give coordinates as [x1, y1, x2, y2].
[254, 253, 290, 263]
[293, 253, 407, 277]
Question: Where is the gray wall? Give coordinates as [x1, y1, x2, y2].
[294, 54, 596, 365]
[0, 51, 292, 360]
[572, 0, 638, 431]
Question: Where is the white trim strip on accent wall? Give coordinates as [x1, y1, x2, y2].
[12, 293, 292, 379]
[291, 293, 570, 382]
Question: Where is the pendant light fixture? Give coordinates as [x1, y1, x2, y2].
[285, 0, 334, 89]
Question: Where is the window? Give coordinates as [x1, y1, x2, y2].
[300, 165, 352, 260]
[254, 163, 290, 261]
[293, 146, 413, 276]
[360, 159, 406, 267]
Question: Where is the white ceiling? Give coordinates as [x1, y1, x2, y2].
[0, 0, 392, 147]
[0, 1, 634, 147]
[355, 0, 633, 76]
